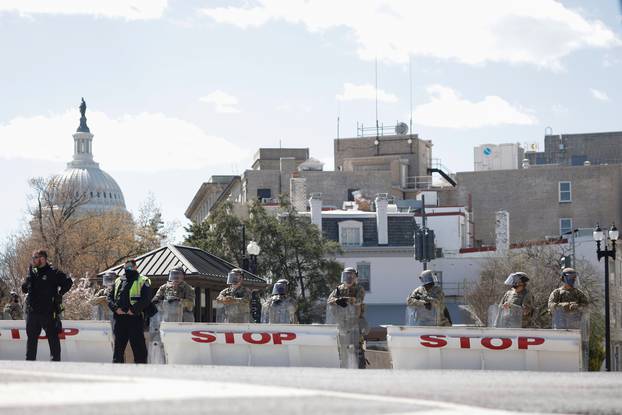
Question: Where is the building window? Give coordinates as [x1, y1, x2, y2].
[559, 181, 572, 202]
[347, 189, 359, 202]
[257, 188, 271, 201]
[560, 218, 573, 236]
[338, 220, 363, 247]
[356, 262, 371, 292]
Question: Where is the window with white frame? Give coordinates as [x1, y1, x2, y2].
[356, 262, 371, 292]
[560, 218, 573, 236]
[559, 181, 572, 202]
[338, 220, 363, 247]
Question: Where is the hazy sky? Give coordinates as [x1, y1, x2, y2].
[1, 0, 621, 239]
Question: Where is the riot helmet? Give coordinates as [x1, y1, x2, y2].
[561, 267, 578, 287]
[504, 272, 529, 288]
[272, 281, 287, 296]
[102, 272, 116, 287]
[168, 267, 185, 283]
[419, 270, 436, 286]
[227, 268, 244, 285]
[341, 267, 358, 285]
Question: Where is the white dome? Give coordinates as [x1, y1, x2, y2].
[55, 166, 126, 211]
[52, 99, 127, 213]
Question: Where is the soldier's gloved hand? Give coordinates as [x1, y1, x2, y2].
[568, 302, 579, 311]
[424, 302, 432, 310]
[559, 302, 571, 310]
[273, 299, 282, 305]
[336, 298, 349, 308]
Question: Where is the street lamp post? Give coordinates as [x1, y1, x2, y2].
[593, 223, 618, 372]
[247, 240, 261, 275]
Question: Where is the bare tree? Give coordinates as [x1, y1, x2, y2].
[28, 176, 91, 270]
[465, 244, 605, 370]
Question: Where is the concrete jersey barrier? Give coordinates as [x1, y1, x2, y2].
[0, 320, 114, 362]
[160, 322, 340, 367]
[386, 325, 582, 371]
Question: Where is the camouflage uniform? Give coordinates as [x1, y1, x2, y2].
[328, 283, 366, 316]
[407, 285, 451, 326]
[3, 301, 23, 320]
[548, 286, 589, 311]
[153, 281, 195, 313]
[90, 287, 113, 320]
[217, 286, 251, 323]
[498, 288, 534, 328]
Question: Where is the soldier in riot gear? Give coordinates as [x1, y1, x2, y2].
[327, 267, 367, 369]
[262, 279, 297, 324]
[216, 268, 251, 323]
[153, 267, 195, 322]
[495, 272, 534, 328]
[3, 291, 23, 320]
[548, 268, 589, 329]
[90, 272, 115, 320]
[406, 270, 451, 326]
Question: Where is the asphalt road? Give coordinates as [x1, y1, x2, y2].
[1, 361, 621, 415]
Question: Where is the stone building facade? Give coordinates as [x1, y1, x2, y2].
[439, 164, 622, 245]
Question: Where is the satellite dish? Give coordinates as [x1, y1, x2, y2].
[395, 122, 409, 135]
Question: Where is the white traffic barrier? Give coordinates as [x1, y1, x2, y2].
[160, 322, 340, 367]
[386, 325, 582, 371]
[0, 320, 113, 362]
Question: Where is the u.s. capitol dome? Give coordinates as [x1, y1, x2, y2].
[53, 98, 127, 213]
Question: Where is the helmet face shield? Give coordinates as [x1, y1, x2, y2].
[419, 270, 436, 285]
[504, 272, 529, 287]
[227, 271, 243, 285]
[272, 282, 287, 295]
[168, 270, 184, 283]
[103, 273, 115, 287]
[341, 271, 357, 285]
[562, 271, 578, 287]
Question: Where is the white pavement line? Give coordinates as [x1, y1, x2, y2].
[0, 368, 541, 414]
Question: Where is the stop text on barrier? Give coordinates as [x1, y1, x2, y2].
[417, 335, 545, 350]
[0, 328, 79, 340]
[191, 331, 297, 345]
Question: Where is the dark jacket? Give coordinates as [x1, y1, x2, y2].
[21, 264, 72, 315]
[107, 270, 152, 315]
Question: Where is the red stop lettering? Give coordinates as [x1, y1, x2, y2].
[225, 332, 235, 344]
[518, 337, 545, 350]
[458, 336, 478, 349]
[272, 332, 296, 345]
[242, 332, 271, 344]
[481, 337, 512, 350]
[420, 335, 447, 348]
[11, 329, 20, 339]
[58, 328, 79, 340]
[191, 330, 216, 343]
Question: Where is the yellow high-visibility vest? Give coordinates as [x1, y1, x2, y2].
[114, 275, 150, 305]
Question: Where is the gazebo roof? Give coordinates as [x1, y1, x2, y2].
[99, 244, 266, 286]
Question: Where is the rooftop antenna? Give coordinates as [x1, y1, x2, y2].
[375, 58, 379, 139]
[409, 55, 413, 137]
[337, 101, 341, 140]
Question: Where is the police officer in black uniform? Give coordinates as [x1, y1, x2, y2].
[21, 249, 73, 361]
[107, 259, 152, 363]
